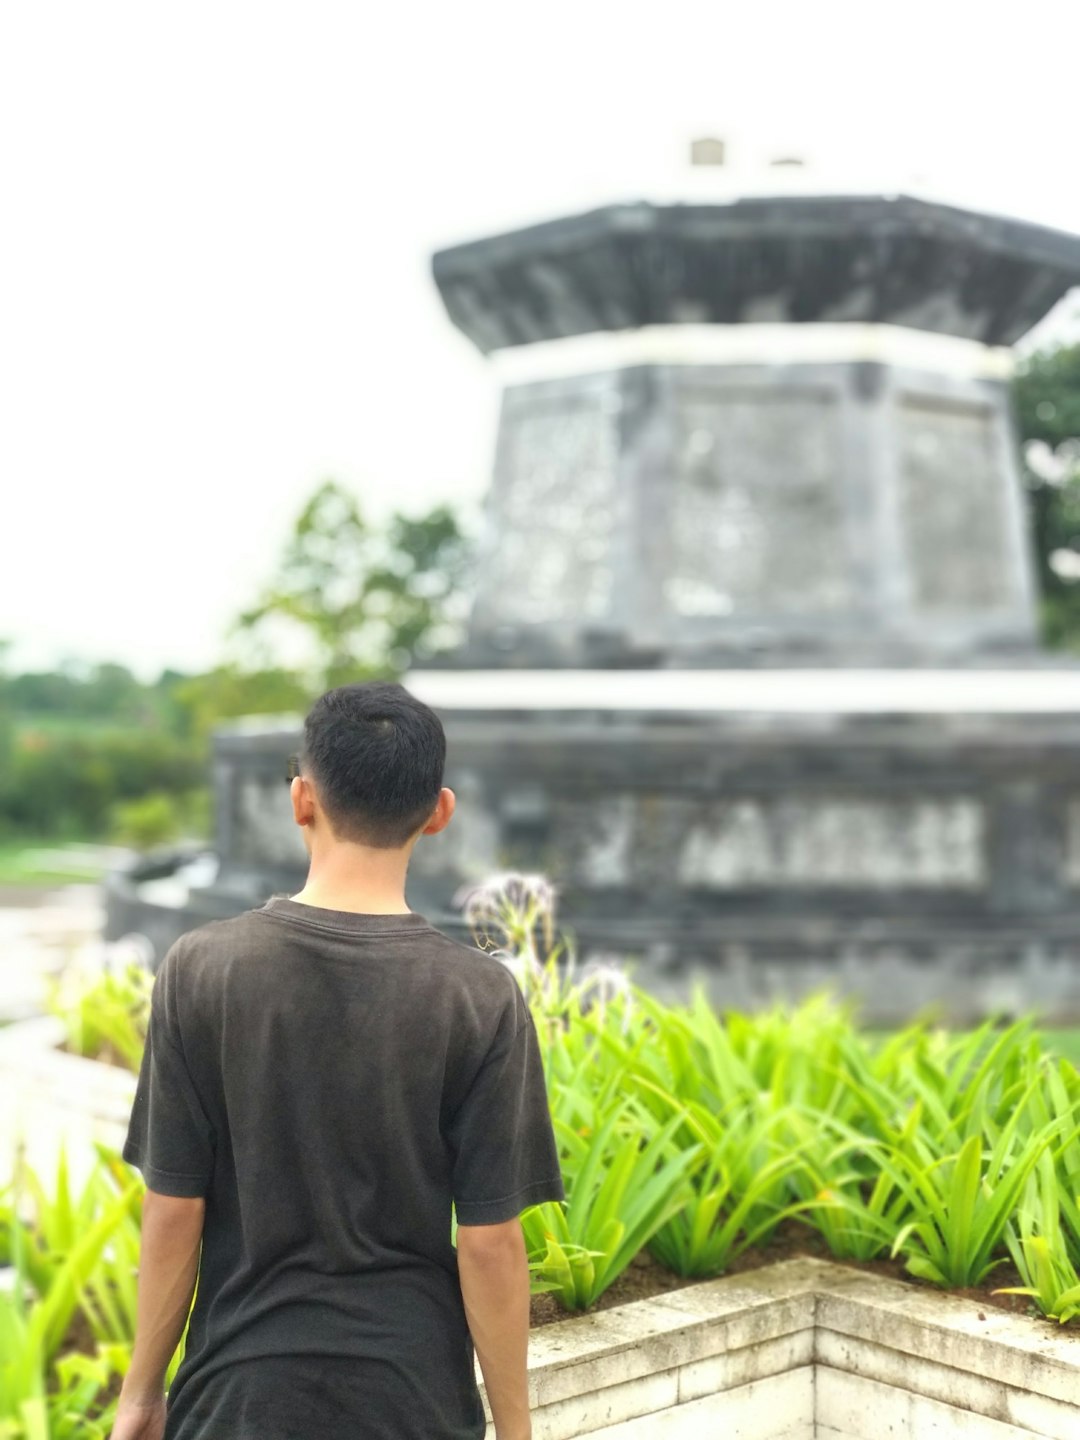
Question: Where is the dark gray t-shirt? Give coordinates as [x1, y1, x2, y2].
[122, 895, 565, 1440]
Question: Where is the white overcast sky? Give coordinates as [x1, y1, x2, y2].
[3, 0, 1080, 681]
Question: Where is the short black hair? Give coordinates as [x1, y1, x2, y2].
[299, 681, 446, 849]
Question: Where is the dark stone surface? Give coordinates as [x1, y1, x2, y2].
[433, 196, 1080, 352]
[405, 703, 1080, 1022]
[105, 706, 1080, 1020]
[456, 361, 1038, 667]
[103, 853, 249, 966]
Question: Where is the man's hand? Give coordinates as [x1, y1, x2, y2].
[108, 1394, 166, 1440]
[109, 1189, 204, 1440]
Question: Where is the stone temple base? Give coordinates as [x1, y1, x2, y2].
[402, 669, 1080, 1026]
[106, 670, 1080, 1024]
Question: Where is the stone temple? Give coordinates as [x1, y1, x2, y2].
[107, 185, 1080, 1023]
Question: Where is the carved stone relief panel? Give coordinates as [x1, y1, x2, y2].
[550, 796, 636, 886]
[552, 791, 986, 891]
[409, 769, 500, 882]
[1063, 799, 1080, 889]
[666, 389, 848, 617]
[678, 796, 986, 889]
[480, 397, 618, 626]
[897, 400, 1015, 612]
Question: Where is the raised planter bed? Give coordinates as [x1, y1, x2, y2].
[488, 1257, 1080, 1439]
[0, 1014, 134, 1182]
[5, 1020, 1079, 1436]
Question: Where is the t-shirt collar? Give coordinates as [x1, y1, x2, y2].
[259, 894, 434, 935]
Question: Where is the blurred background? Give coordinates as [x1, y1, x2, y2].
[4, 0, 1080, 1034]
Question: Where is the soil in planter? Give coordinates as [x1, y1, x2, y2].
[58, 1309, 125, 1412]
[528, 1217, 1059, 1330]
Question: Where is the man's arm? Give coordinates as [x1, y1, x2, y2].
[109, 1190, 205, 1440]
[457, 1218, 532, 1440]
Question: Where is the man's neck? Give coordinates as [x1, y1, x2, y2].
[292, 845, 412, 915]
[289, 885, 412, 915]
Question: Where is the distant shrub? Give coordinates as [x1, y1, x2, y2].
[108, 787, 209, 850]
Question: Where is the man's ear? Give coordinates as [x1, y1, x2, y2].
[290, 775, 316, 828]
[421, 787, 456, 837]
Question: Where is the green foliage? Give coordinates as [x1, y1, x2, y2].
[39, 1345, 129, 1440]
[645, 1098, 813, 1276]
[997, 1236, 1080, 1325]
[520, 1095, 701, 1309]
[0, 728, 203, 842]
[46, 963, 152, 1071]
[167, 665, 312, 742]
[233, 480, 470, 686]
[0, 663, 147, 725]
[1015, 344, 1080, 461]
[994, 1148, 1080, 1323]
[0, 666, 294, 845]
[108, 789, 210, 850]
[1, 1151, 143, 1349]
[0, 842, 108, 887]
[884, 1115, 1068, 1288]
[0, 1152, 142, 1439]
[0, 1146, 195, 1438]
[1030, 1058, 1080, 1265]
[1014, 344, 1080, 648]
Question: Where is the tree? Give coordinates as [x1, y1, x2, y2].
[168, 665, 313, 741]
[0, 729, 204, 838]
[82, 662, 144, 720]
[1014, 344, 1080, 648]
[232, 480, 470, 687]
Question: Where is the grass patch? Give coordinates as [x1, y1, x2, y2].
[0, 840, 110, 887]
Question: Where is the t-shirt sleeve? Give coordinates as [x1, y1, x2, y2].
[447, 977, 565, 1226]
[122, 943, 215, 1198]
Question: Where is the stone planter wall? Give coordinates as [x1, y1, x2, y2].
[0, 1015, 134, 1183]
[484, 1257, 1080, 1440]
